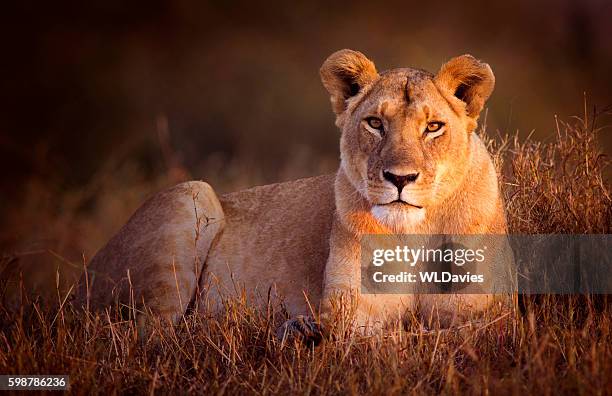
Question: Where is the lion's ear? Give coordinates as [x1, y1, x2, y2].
[320, 49, 378, 115]
[434, 55, 495, 119]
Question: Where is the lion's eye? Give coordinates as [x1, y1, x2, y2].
[425, 122, 445, 133]
[366, 117, 383, 131]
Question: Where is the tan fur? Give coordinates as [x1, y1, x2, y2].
[77, 50, 506, 334]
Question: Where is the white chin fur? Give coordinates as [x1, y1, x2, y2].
[371, 205, 426, 232]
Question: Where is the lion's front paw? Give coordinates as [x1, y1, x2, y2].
[276, 315, 325, 347]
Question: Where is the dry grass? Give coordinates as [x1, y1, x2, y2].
[1, 107, 611, 394]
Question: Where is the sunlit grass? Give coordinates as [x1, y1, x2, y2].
[1, 106, 610, 394]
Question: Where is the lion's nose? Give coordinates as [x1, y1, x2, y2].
[383, 170, 419, 192]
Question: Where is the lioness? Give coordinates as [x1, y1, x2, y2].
[77, 50, 506, 340]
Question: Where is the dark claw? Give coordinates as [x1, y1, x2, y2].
[276, 315, 324, 347]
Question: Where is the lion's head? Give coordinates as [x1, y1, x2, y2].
[320, 49, 495, 230]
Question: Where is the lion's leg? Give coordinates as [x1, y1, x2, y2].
[277, 218, 413, 344]
[276, 220, 354, 344]
[417, 293, 496, 328]
[417, 235, 514, 328]
[77, 181, 224, 335]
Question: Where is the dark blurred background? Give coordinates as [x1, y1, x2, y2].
[0, 1, 611, 296]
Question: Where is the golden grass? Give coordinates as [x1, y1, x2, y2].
[1, 107, 611, 394]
